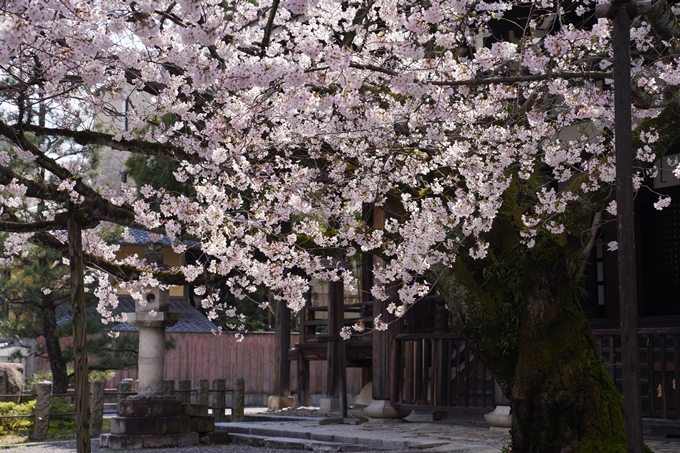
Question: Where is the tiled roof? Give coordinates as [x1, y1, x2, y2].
[58, 296, 218, 333]
[113, 228, 196, 247]
[111, 296, 218, 333]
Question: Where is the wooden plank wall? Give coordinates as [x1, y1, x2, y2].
[30, 332, 363, 395]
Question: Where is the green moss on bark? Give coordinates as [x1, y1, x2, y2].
[512, 295, 626, 453]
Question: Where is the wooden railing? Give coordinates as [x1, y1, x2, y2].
[592, 327, 680, 420]
[298, 301, 374, 343]
[390, 333, 494, 412]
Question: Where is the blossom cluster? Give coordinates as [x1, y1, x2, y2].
[0, 0, 675, 334]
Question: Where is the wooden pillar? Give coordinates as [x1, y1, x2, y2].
[68, 213, 91, 453]
[326, 280, 345, 401]
[365, 207, 410, 418]
[268, 222, 295, 409]
[274, 296, 291, 397]
[612, 2, 643, 451]
[297, 288, 312, 407]
[372, 280, 401, 400]
[361, 204, 374, 388]
[370, 207, 391, 400]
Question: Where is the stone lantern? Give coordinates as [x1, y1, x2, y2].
[101, 243, 200, 449]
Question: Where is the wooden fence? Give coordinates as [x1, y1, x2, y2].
[593, 327, 680, 420]
[29, 332, 363, 396]
[391, 333, 494, 412]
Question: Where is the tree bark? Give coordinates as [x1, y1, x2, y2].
[432, 184, 629, 452]
[68, 213, 90, 453]
[437, 256, 626, 452]
[511, 269, 626, 453]
[40, 298, 69, 395]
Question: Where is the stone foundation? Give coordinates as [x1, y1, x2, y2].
[101, 395, 215, 449]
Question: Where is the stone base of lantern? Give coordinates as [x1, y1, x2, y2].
[101, 395, 215, 449]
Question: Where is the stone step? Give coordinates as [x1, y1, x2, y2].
[228, 433, 375, 452]
[215, 422, 448, 450]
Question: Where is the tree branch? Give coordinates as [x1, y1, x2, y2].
[349, 63, 611, 86]
[260, 0, 280, 56]
[646, 0, 680, 40]
[20, 124, 195, 162]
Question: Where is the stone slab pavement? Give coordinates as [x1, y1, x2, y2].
[215, 410, 680, 453]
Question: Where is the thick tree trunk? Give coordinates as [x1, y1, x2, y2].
[41, 300, 69, 394]
[436, 254, 627, 452]
[511, 292, 625, 453]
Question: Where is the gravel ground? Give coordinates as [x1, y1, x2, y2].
[0, 440, 406, 453]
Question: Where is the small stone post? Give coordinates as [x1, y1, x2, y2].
[195, 379, 209, 406]
[90, 380, 105, 437]
[232, 377, 245, 422]
[179, 379, 192, 404]
[163, 379, 175, 395]
[33, 381, 52, 441]
[212, 379, 227, 422]
[116, 379, 132, 410]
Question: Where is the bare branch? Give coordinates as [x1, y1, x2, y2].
[20, 124, 195, 162]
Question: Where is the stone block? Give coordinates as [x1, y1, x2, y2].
[0, 364, 23, 403]
[190, 415, 215, 433]
[110, 415, 191, 435]
[208, 431, 230, 444]
[101, 432, 199, 449]
[118, 396, 182, 417]
[181, 403, 209, 416]
[101, 434, 144, 449]
[33, 381, 52, 441]
[319, 397, 339, 413]
[90, 380, 105, 438]
[144, 432, 199, 448]
[195, 379, 209, 406]
[178, 380, 192, 404]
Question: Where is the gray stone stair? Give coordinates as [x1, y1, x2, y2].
[215, 422, 450, 451]
[228, 433, 371, 452]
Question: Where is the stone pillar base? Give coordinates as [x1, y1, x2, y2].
[101, 432, 199, 449]
[267, 395, 295, 410]
[102, 395, 212, 449]
[484, 405, 512, 429]
[319, 398, 340, 413]
[363, 399, 411, 420]
[354, 382, 373, 408]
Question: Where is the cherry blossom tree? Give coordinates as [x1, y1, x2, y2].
[2, 0, 680, 451]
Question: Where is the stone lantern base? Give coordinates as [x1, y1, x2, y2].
[100, 395, 215, 449]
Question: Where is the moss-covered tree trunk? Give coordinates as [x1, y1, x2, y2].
[510, 269, 626, 452]
[437, 257, 626, 453]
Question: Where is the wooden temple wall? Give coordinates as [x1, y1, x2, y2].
[30, 332, 363, 395]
